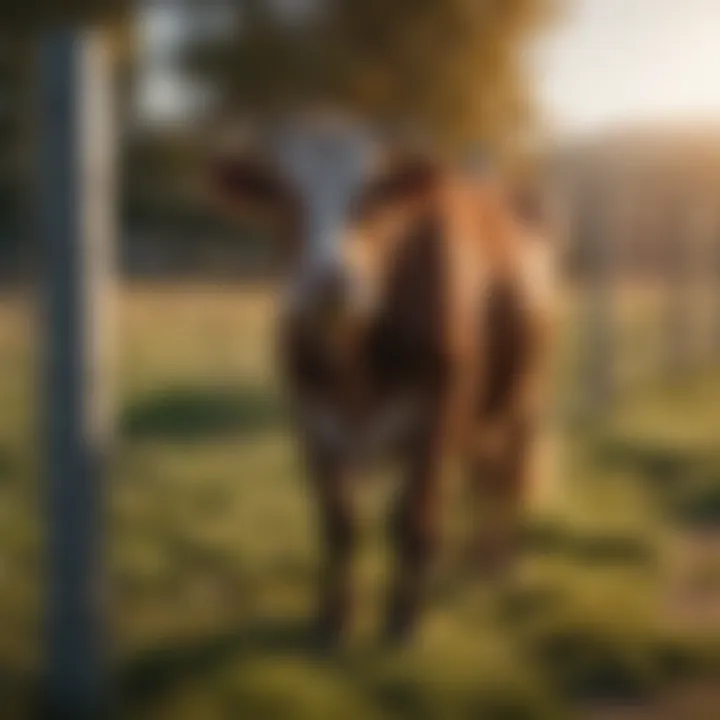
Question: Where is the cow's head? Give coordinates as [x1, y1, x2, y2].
[212, 119, 439, 324]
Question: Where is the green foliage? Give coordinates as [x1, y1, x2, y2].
[192, 0, 556, 155]
[0, 38, 33, 260]
[4, 2, 128, 30]
[123, 131, 203, 226]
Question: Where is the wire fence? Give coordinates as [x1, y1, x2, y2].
[566, 185, 720, 423]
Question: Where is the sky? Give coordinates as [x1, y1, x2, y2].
[137, 0, 720, 139]
[536, 0, 720, 138]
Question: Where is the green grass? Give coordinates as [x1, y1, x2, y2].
[0, 284, 718, 719]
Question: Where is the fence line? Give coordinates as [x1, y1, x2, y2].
[575, 186, 720, 423]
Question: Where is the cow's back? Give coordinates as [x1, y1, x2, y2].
[361, 174, 551, 433]
[368, 175, 552, 432]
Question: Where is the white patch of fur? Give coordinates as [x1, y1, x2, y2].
[274, 121, 376, 317]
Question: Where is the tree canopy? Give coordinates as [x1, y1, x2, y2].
[192, 0, 556, 157]
[0, 38, 33, 247]
[4, 1, 128, 30]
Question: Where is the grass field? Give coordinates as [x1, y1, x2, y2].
[0, 284, 718, 719]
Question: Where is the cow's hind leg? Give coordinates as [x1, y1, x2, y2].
[467, 416, 533, 576]
[307, 449, 356, 648]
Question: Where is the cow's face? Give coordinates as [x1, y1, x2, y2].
[273, 123, 376, 318]
[213, 122, 438, 323]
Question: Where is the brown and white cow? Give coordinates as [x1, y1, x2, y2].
[212, 119, 554, 645]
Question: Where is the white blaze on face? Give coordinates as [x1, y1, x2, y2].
[273, 121, 376, 316]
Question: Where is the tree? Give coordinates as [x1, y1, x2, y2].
[5, 1, 127, 29]
[0, 7, 134, 277]
[191, 0, 555, 157]
[0, 37, 34, 274]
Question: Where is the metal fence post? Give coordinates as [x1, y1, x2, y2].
[40, 28, 115, 719]
[582, 192, 614, 420]
[664, 205, 694, 378]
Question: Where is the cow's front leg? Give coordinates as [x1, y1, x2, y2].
[385, 414, 446, 644]
[307, 447, 356, 649]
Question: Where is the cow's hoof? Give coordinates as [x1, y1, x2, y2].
[466, 538, 521, 580]
[309, 620, 344, 655]
[382, 614, 417, 649]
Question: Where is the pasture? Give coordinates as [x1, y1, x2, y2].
[0, 284, 718, 719]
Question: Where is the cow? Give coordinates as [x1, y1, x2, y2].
[212, 118, 554, 646]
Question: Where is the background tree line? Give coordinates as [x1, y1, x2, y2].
[3, 0, 554, 278]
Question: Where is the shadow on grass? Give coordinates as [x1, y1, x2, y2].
[0, 665, 36, 717]
[523, 521, 657, 566]
[527, 621, 719, 705]
[0, 446, 18, 483]
[431, 523, 656, 614]
[595, 439, 720, 529]
[530, 624, 660, 702]
[595, 439, 706, 487]
[121, 384, 286, 441]
[121, 618, 311, 708]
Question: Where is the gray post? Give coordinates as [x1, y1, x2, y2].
[689, 202, 714, 367]
[40, 29, 115, 719]
[715, 215, 720, 359]
[582, 192, 614, 420]
[700, 205, 720, 363]
[664, 206, 693, 377]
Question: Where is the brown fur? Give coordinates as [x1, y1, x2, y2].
[214, 156, 553, 645]
[283, 172, 552, 644]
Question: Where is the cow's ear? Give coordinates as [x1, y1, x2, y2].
[210, 154, 291, 212]
[355, 155, 440, 218]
